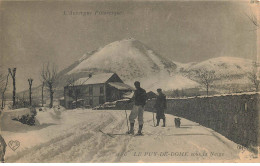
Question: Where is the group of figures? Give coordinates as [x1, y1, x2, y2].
[127, 81, 167, 136]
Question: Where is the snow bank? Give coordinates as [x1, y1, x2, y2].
[36, 107, 63, 125]
[1, 108, 34, 132]
[2, 108, 33, 119]
[2, 109, 255, 162]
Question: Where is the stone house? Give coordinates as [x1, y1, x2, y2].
[64, 73, 134, 108]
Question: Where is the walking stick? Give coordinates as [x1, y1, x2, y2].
[153, 109, 156, 127]
[123, 102, 130, 132]
[125, 109, 130, 132]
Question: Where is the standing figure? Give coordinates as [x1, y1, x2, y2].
[127, 81, 147, 135]
[0, 134, 6, 163]
[154, 88, 167, 127]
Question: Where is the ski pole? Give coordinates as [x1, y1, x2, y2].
[125, 109, 130, 132]
[153, 109, 156, 127]
[122, 95, 132, 132]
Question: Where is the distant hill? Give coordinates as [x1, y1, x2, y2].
[17, 39, 255, 102]
[177, 56, 254, 93]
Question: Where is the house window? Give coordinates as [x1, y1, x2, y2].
[100, 86, 104, 95]
[69, 90, 73, 97]
[85, 87, 89, 95]
[89, 86, 93, 96]
[76, 89, 81, 97]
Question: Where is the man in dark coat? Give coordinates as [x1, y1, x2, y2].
[127, 81, 147, 135]
[154, 88, 167, 127]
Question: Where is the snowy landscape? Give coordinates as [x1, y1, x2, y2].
[1, 107, 256, 162]
[0, 37, 259, 163]
[19, 38, 258, 101]
[0, 0, 259, 163]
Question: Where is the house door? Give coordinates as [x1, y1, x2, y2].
[99, 96, 105, 104]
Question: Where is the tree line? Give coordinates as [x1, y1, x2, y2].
[0, 62, 58, 110]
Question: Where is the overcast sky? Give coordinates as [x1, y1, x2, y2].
[0, 0, 257, 91]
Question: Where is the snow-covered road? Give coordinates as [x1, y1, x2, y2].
[1, 109, 255, 162]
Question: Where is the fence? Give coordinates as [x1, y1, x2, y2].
[145, 93, 260, 150]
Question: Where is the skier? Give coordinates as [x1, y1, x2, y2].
[127, 81, 147, 135]
[154, 88, 167, 127]
[0, 134, 6, 163]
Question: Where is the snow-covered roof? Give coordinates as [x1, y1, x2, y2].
[108, 82, 134, 90]
[72, 73, 115, 86]
[123, 91, 134, 99]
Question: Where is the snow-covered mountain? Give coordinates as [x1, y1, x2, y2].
[179, 57, 253, 77]
[177, 56, 255, 93]
[64, 37, 254, 93]
[19, 39, 255, 100]
[67, 38, 177, 81]
[62, 38, 200, 91]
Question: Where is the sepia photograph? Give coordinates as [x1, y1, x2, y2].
[0, 0, 259, 163]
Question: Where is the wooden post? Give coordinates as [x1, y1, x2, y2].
[28, 78, 33, 106]
[49, 83, 54, 108]
[1, 72, 9, 109]
[8, 68, 16, 107]
[41, 82, 44, 107]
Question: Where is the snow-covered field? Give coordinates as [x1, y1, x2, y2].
[1, 108, 257, 163]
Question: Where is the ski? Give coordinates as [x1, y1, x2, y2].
[150, 124, 158, 127]
[99, 129, 144, 137]
[98, 129, 116, 138]
[99, 129, 132, 137]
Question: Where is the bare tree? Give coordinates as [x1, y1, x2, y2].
[22, 91, 26, 107]
[41, 81, 45, 107]
[193, 69, 216, 96]
[245, 2, 260, 91]
[0, 70, 9, 109]
[8, 68, 16, 107]
[41, 63, 58, 108]
[248, 62, 260, 92]
[245, 1, 259, 30]
[28, 78, 33, 106]
[67, 77, 81, 108]
[245, 12, 259, 30]
[0, 74, 5, 107]
[248, 72, 259, 92]
[66, 74, 92, 108]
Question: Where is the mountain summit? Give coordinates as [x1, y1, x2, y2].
[67, 38, 177, 81]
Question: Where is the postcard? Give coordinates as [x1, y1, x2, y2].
[0, 0, 259, 163]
